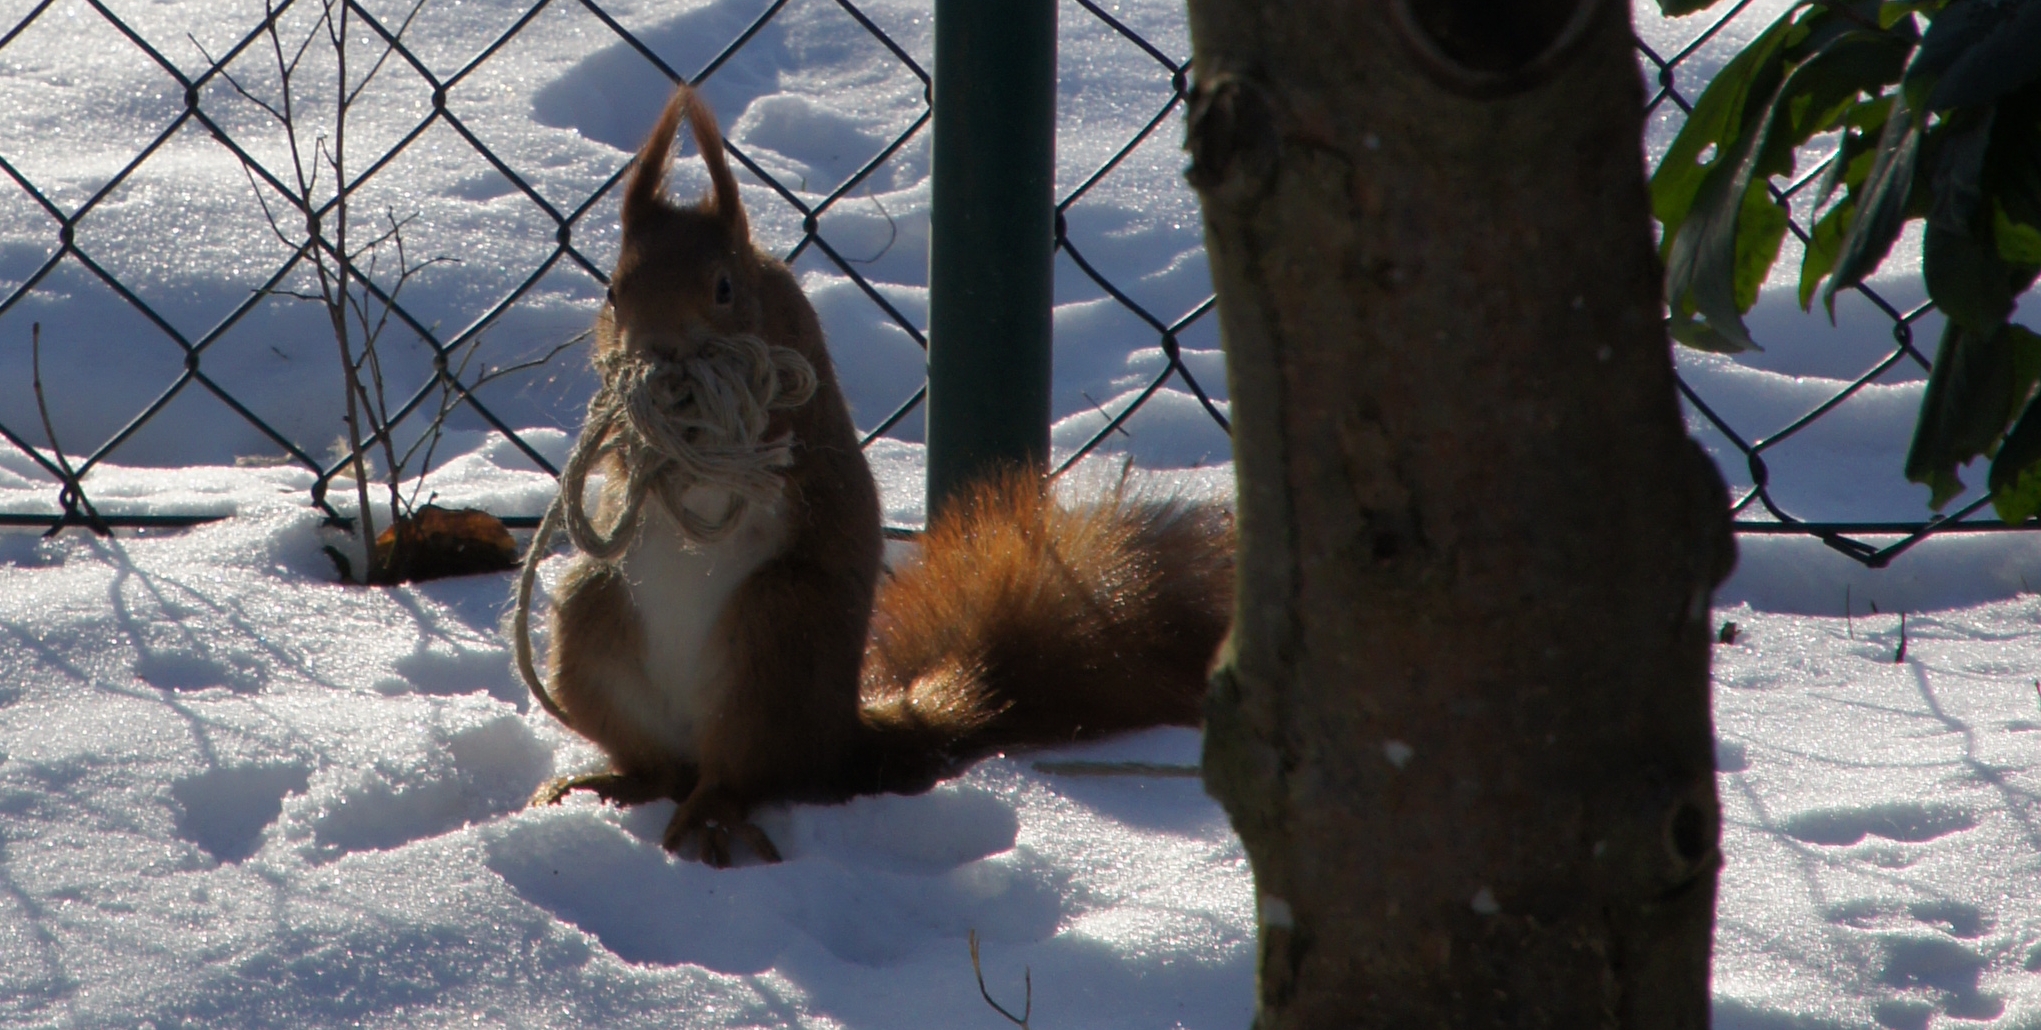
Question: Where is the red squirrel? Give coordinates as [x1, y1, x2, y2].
[520, 85, 1233, 867]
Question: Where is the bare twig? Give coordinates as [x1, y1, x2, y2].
[396, 332, 583, 510]
[1081, 391, 1132, 439]
[968, 930, 1031, 1028]
[29, 324, 111, 537]
[340, 209, 455, 530]
[845, 188, 900, 265]
[204, 0, 561, 579]
[341, 0, 430, 107]
[189, 35, 288, 125]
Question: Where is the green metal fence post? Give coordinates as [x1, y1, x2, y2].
[925, 0, 1057, 518]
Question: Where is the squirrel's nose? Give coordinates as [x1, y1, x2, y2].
[618, 327, 699, 362]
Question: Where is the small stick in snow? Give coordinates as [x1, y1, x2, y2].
[969, 930, 1031, 1028]
[1895, 612, 1907, 664]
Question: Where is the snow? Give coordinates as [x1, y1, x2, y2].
[0, 488, 1252, 1028]
[1, 0, 2041, 1025]
[1710, 602, 2041, 1029]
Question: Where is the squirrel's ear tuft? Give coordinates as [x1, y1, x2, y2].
[623, 88, 687, 229]
[680, 87, 749, 242]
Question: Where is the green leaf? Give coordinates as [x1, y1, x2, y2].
[1823, 95, 1923, 315]
[1903, 0, 2001, 114]
[1924, 110, 2013, 332]
[1906, 319, 2030, 508]
[1667, 170, 1767, 349]
[1757, 30, 1917, 179]
[1987, 89, 2041, 267]
[1879, 0, 1946, 30]
[1929, 108, 1992, 227]
[1801, 197, 1855, 309]
[1903, 120, 1947, 220]
[1990, 331, 2041, 522]
[1989, 453, 2041, 522]
[1650, 14, 1796, 246]
[1996, 203, 2041, 265]
[1811, 97, 1893, 212]
[1927, 0, 2041, 110]
[1660, 0, 1729, 16]
[1927, 222, 2015, 332]
[1660, 21, 1807, 349]
[2011, 320, 2041, 409]
[1735, 183, 1792, 313]
[1662, 15, 1910, 349]
[1669, 312, 1756, 353]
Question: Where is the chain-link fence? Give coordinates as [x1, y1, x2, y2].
[0, 0, 1226, 537]
[0, 0, 2025, 564]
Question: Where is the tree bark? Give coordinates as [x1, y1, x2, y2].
[1185, 0, 1736, 1025]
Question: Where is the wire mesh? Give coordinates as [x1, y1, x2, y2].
[0, 0, 1230, 534]
[0, 0, 2021, 566]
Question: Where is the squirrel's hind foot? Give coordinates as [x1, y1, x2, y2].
[529, 770, 680, 808]
[664, 784, 782, 867]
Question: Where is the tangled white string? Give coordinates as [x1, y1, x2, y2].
[512, 333, 818, 723]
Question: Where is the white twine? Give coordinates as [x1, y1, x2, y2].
[513, 332, 818, 724]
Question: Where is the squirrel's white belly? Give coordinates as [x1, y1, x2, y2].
[615, 486, 790, 760]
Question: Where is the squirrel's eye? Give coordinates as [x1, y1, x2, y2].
[714, 273, 733, 306]
[604, 283, 614, 304]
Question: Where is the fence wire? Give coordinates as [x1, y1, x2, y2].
[0, 0, 2022, 566]
[0, 0, 1225, 533]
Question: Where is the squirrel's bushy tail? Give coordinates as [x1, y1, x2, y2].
[852, 470, 1233, 793]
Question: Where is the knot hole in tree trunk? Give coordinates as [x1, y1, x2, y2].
[1184, 72, 1281, 200]
[1389, 0, 1604, 98]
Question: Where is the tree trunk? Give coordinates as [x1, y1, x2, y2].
[1185, 0, 1737, 1025]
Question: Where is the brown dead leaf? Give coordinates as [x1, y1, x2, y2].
[374, 505, 518, 583]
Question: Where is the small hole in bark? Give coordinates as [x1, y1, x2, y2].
[1668, 798, 1711, 864]
[1371, 531, 1401, 562]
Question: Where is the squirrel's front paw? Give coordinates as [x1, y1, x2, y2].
[664, 786, 782, 867]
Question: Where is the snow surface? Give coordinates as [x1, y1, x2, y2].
[3, 0, 2041, 1026]
[0, 476, 1252, 1029]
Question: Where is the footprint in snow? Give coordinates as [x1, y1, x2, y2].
[1875, 936, 2002, 1024]
[1825, 898, 1991, 940]
[391, 644, 521, 705]
[136, 650, 265, 693]
[1824, 897, 2005, 1028]
[280, 712, 550, 862]
[1714, 738, 1750, 773]
[172, 762, 313, 862]
[1782, 802, 1975, 846]
[484, 812, 792, 972]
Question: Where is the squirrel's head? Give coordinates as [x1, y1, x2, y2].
[603, 86, 762, 360]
